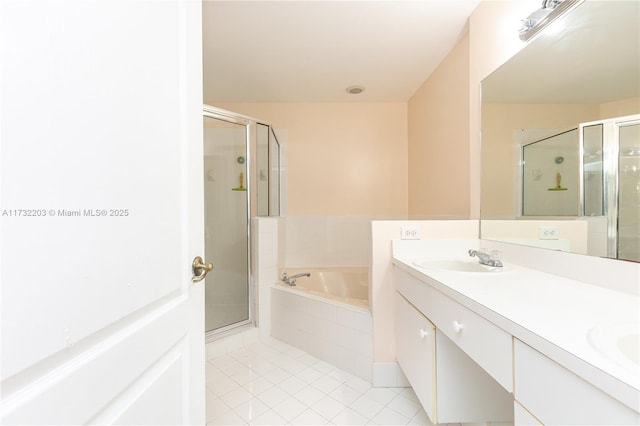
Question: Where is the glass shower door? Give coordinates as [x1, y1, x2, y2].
[203, 114, 250, 333]
[617, 121, 640, 262]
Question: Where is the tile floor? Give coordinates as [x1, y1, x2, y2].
[206, 337, 436, 425]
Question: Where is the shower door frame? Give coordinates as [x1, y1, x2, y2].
[203, 105, 254, 339]
[580, 114, 640, 260]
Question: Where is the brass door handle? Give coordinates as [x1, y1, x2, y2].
[192, 256, 213, 282]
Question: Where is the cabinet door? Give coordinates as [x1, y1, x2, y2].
[514, 340, 640, 425]
[395, 293, 437, 422]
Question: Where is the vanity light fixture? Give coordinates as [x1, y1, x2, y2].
[519, 0, 584, 41]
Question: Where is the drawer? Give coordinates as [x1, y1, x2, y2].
[514, 339, 640, 425]
[427, 286, 513, 392]
[395, 292, 436, 421]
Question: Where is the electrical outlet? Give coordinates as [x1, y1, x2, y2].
[401, 226, 421, 240]
[539, 226, 559, 240]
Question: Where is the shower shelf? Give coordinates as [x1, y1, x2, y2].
[548, 187, 568, 191]
[232, 187, 247, 191]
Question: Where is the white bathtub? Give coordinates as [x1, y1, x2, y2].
[271, 266, 372, 381]
[277, 266, 368, 308]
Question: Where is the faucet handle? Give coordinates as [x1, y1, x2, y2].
[490, 250, 502, 261]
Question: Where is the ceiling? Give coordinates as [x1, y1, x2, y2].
[202, 0, 481, 103]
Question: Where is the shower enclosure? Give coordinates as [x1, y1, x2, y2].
[203, 106, 280, 337]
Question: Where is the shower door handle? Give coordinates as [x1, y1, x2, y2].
[192, 256, 213, 282]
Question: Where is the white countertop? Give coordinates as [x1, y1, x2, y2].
[392, 239, 640, 413]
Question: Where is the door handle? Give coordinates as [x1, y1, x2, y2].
[192, 256, 213, 282]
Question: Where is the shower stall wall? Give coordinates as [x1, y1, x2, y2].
[203, 106, 280, 337]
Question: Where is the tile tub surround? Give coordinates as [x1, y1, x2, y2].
[206, 338, 429, 426]
[271, 286, 373, 383]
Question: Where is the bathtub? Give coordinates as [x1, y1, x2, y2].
[270, 266, 373, 381]
[277, 266, 368, 308]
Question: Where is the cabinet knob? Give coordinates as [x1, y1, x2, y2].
[453, 321, 464, 333]
[419, 329, 429, 339]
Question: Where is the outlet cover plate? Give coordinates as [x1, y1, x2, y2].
[539, 226, 560, 240]
[401, 226, 421, 240]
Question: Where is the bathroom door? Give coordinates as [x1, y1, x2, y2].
[1, 1, 205, 424]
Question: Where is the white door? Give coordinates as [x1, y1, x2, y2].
[0, 1, 205, 424]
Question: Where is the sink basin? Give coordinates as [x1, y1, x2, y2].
[413, 259, 509, 273]
[588, 323, 640, 371]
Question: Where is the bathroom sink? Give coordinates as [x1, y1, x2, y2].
[588, 323, 640, 370]
[412, 259, 509, 273]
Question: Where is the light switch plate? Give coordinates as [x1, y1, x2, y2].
[401, 226, 421, 240]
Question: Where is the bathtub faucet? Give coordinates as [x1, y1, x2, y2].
[282, 272, 310, 286]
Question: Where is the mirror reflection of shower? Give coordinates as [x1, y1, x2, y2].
[519, 114, 640, 261]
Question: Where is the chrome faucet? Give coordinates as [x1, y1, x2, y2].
[468, 249, 503, 268]
[281, 272, 310, 286]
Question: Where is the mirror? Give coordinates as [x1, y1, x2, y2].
[480, 0, 639, 261]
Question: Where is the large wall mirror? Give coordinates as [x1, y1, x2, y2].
[480, 0, 639, 262]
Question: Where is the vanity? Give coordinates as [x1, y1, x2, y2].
[392, 239, 640, 425]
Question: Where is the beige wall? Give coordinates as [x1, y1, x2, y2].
[407, 34, 470, 218]
[599, 97, 640, 119]
[215, 102, 408, 217]
[468, 0, 540, 219]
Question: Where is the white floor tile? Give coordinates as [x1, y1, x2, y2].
[311, 375, 343, 394]
[350, 395, 385, 420]
[311, 396, 346, 420]
[293, 385, 326, 407]
[272, 397, 307, 421]
[344, 376, 372, 394]
[329, 384, 363, 405]
[280, 359, 307, 375]
[386, 394, 423, 419]
[312, 359, 337, 374]
[233, 397, 270, 423]
[290, 408, 330, 425]
[243, 377, 275, 397]
[230, 368, 262, 386]
[257, 386, 289, 407]
[208, 410, 247, 426]
[331, 407, 369, 425]
[247, 359, 279, 376]
[407, 408, 434, 426]
[262, 367, 292, 384]
[248, 409, 286, 426]
[206, 395, 231, 422]
[363, 387, 398, 405]
[278, 375, 308, 395]
[297, 366, 325, 384]
[209, 376, 241, 397]
[221, 387, 254, 409]
[371, 406, 410, 426]
[206, 338, 428, 426]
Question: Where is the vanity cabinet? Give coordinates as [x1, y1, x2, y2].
[513, 339, 640, 425]
[394, 268, 513, 424]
